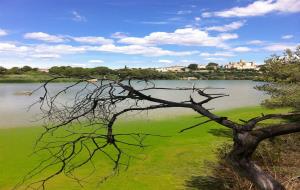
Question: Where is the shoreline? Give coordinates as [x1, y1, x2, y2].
[0, 78, 265, 84]
[0, 106, 290, 130]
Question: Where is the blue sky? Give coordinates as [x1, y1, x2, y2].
[0, 0, 299, 68]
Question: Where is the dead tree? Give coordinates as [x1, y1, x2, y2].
[22, 78, 300, 190]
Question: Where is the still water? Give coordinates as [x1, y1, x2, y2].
[0, 80, 267, 128]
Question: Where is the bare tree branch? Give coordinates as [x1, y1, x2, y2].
[20, 78, 300, 190]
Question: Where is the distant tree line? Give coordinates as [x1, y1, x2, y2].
[0, 64, 263, 81]
[187, 62, 219, 71]
[48, 66, 177, 79]
[48, 66, 262, 80]
[0, 65, 39, 75]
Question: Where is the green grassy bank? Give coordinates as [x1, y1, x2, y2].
[0, 107, 289, 190]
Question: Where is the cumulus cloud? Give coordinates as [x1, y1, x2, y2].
[31, 54, 61, 59]
[88, 59, 104, 63]
[33, 44, 87, 54]
[177, 10, 192, 15]
[205, 21, 245, 32]
[202, 0, 300, 17]
[180, 59, 197, 63]
[89, 44, 197, 57]
[72, 11, 87, 22]
[158, 59, 173, 63]
[0, 42, 197, 58]
[118, 28, 238, 48]
[263, 43, 298, 51]
[200, 51, 235, 57]
[281, 34, 294, 39]
[24, 32, 65, 43]
[247, 40, 264, 44]
[111, 32, 128, 39]
[72, 36, 113, 45]
[0, 42, 29, 53]
[24, 32, 114, 45]
[194, 17, 201, 21]
[0, 29, 8, 36]
[218, 33, 239, 40]
[204, 57, 225, 61]
[233, 46, 251, 52]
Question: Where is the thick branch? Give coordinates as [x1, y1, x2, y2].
[252, 122, 300, 141]
[245, 112, 300, 130]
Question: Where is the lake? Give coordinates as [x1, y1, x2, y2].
[0, 80, 267, 128]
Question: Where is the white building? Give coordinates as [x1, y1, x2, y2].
[225, 60, 258, 70]
[197, 64, 206, 69]
[38, 68, 49, 73]
[155, 66, 185, 72]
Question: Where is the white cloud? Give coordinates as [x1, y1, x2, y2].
[31, 54, 61, 59]
[168, 17, 183, 21]
[180, 59, 197, 63]
[90, 44, 197, 57]
[72, 36, 113, 45]
[248, 40, 264, 44]
[0, 29, 8, 36]
[0, 42, 19, 51]
[111, 32, 128, 39]
[0, 41, 198, 58]
[202, 0, 300, 17]
[140, 21, 169, 25]
[118, 28, 238, 48]
[233, 46, 251, 52]
[0, 43, 84, 57]
[158, 59, 173, 63]
[194, 17, 201, 21]
[201, 12, 212, 17]
[0, 42, 29, 53]
[24, 32, 113, 45]
[205, 21, 245, 32]
[218, 33, 239, 40]
[200, 51, 235, 57]
[204, 57, 225, 61]
[33, 44, 86, 54]
[263, 43, 298, 51]
[72, 11, 87, 22]
[24, 32, 65, 43]
[88, 59, 104, 63]
[281, 34, 294, 39]
[177, 10, 192, 15]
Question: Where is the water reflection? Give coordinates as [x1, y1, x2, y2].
[0, 80, 267, 128]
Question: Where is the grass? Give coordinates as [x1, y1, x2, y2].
[0, 106, 290, 190]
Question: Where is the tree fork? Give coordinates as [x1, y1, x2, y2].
[228, 131, 286, 190]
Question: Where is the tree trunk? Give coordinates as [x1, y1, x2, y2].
[227, 131, 285, 190]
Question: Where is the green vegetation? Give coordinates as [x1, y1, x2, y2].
[256, 46, 300, 110]
[0, 65, 262, 83]
[0, 66, 79, 83]
[177, 69, 261, 80]
[187, 63, 198, 70]
[0, 106, 289, 190]
[0, 73, 77, 83]
[206, 62, 219, 70]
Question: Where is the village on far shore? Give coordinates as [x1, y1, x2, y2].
[34, 59, 261, 74]
[155, 59, 259, 73]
